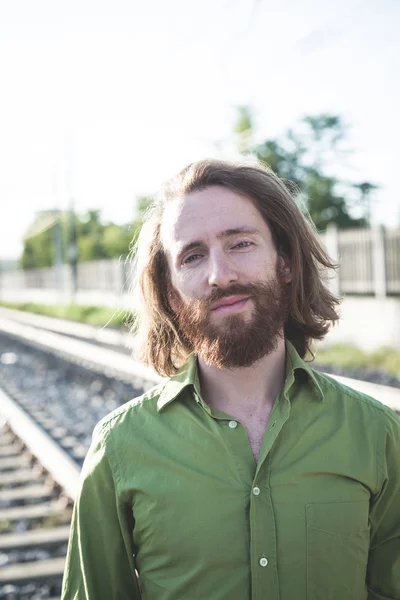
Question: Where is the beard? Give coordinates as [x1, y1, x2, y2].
[170, 268, 290, 369]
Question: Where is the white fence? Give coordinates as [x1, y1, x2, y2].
[1, 225, 400, 302]
[321, 225, 399, 297]
[0, 259, 131, 296]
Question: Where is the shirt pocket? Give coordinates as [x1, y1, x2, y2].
[306, 501, 370, 600]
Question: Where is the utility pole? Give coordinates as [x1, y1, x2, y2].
[65, 131, 78, 303]
[68, 200, 78, 299]
[52, 210, 63, 297]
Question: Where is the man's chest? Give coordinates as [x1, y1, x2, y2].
[124, 415, 373, 600]
[237, 413, 271, 462]
[225, 403, 274, 462]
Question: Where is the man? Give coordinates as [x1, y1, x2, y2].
[62, 160, 400, 600]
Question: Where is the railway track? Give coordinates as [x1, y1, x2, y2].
[0, 409, 75, 599]
[0, 306, 399, 597]
[0, 309, 159, 597]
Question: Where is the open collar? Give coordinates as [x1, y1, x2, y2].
[157, 354, 200, 412]
[157, 340, 324, 412]
[284, 340, 324, 401]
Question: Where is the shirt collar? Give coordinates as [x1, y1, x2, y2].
[157, 354, 200, 412]
[157, 340, 324, 412]
[284, 340, 324, 401]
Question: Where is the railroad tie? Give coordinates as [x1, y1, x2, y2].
[0, 482, 54, 503]
[0, 524, 71, 551]
[0, 454, 30, 470]
[0, 556, 66, 585]
[0, 500, 68, 522]
[0, 468, 41, 486]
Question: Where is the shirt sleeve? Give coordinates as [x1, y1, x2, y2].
[61, 421, 141, 600]
[367, 409, 400, 600]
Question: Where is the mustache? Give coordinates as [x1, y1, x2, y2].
[168, 283, 259, 311]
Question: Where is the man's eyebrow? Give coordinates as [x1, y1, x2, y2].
[217, 227, 261, 239]
[176, 227, 262, 259]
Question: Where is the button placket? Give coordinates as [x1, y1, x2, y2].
[250, 401, 289, 599]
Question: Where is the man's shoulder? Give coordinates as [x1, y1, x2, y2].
[310, 366, 399, 424]
[93, 380, 167, 438]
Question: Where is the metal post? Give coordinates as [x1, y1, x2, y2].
[372, 225, 387, 298]
[52, 212, 63, 301]
[323, 223, 340, 296]
[67, 201, 78, 302]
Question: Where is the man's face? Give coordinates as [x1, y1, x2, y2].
[161, 185, 291, 368]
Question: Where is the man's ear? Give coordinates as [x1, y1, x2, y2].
[278, 254, 292, 283]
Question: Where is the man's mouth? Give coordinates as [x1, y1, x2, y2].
[210, 296, 251, 314]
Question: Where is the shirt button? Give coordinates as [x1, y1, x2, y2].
[259, 557, 268, 567]
[228, 420, 238, 429]
[252, 486, 260, 496]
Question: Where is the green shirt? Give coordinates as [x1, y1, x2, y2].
[61, 341, 400, 600]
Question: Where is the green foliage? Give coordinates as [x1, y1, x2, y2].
[20, 207, 146, 269]
[236, 108, 377, 230]
[304, 170, 364, 229]
[103, 224, 134, 259]
[21, 211, 66, 269]
[136, 195, 152, 216]
[235, 105, 253, 135]
[235, 106, 254, 154]
[313, 343, 400, 378]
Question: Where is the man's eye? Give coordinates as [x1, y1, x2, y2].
[183, 254, 202, 265]
[234, 241, 252, 249]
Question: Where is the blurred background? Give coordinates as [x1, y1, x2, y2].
[0, 0, 400, 373]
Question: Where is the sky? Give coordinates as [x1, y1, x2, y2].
[0, 0, 399, 260]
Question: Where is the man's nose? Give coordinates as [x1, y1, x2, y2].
[207, 251, 238, 288]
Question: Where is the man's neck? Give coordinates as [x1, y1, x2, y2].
[197, 336, 287, 417]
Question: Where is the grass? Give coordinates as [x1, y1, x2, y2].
[313, 343, 400, 379]
[0, 301, 133, 330]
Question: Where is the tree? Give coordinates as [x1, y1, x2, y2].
[21, 211, 66, 269]
[235, 108, 377, 230]
[20, 209, 139, 269]
[76, 210, 106, 262]
[352, 182, 379, 224]
[103, 224, 135, 259]
[235, 106, 254, 155]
